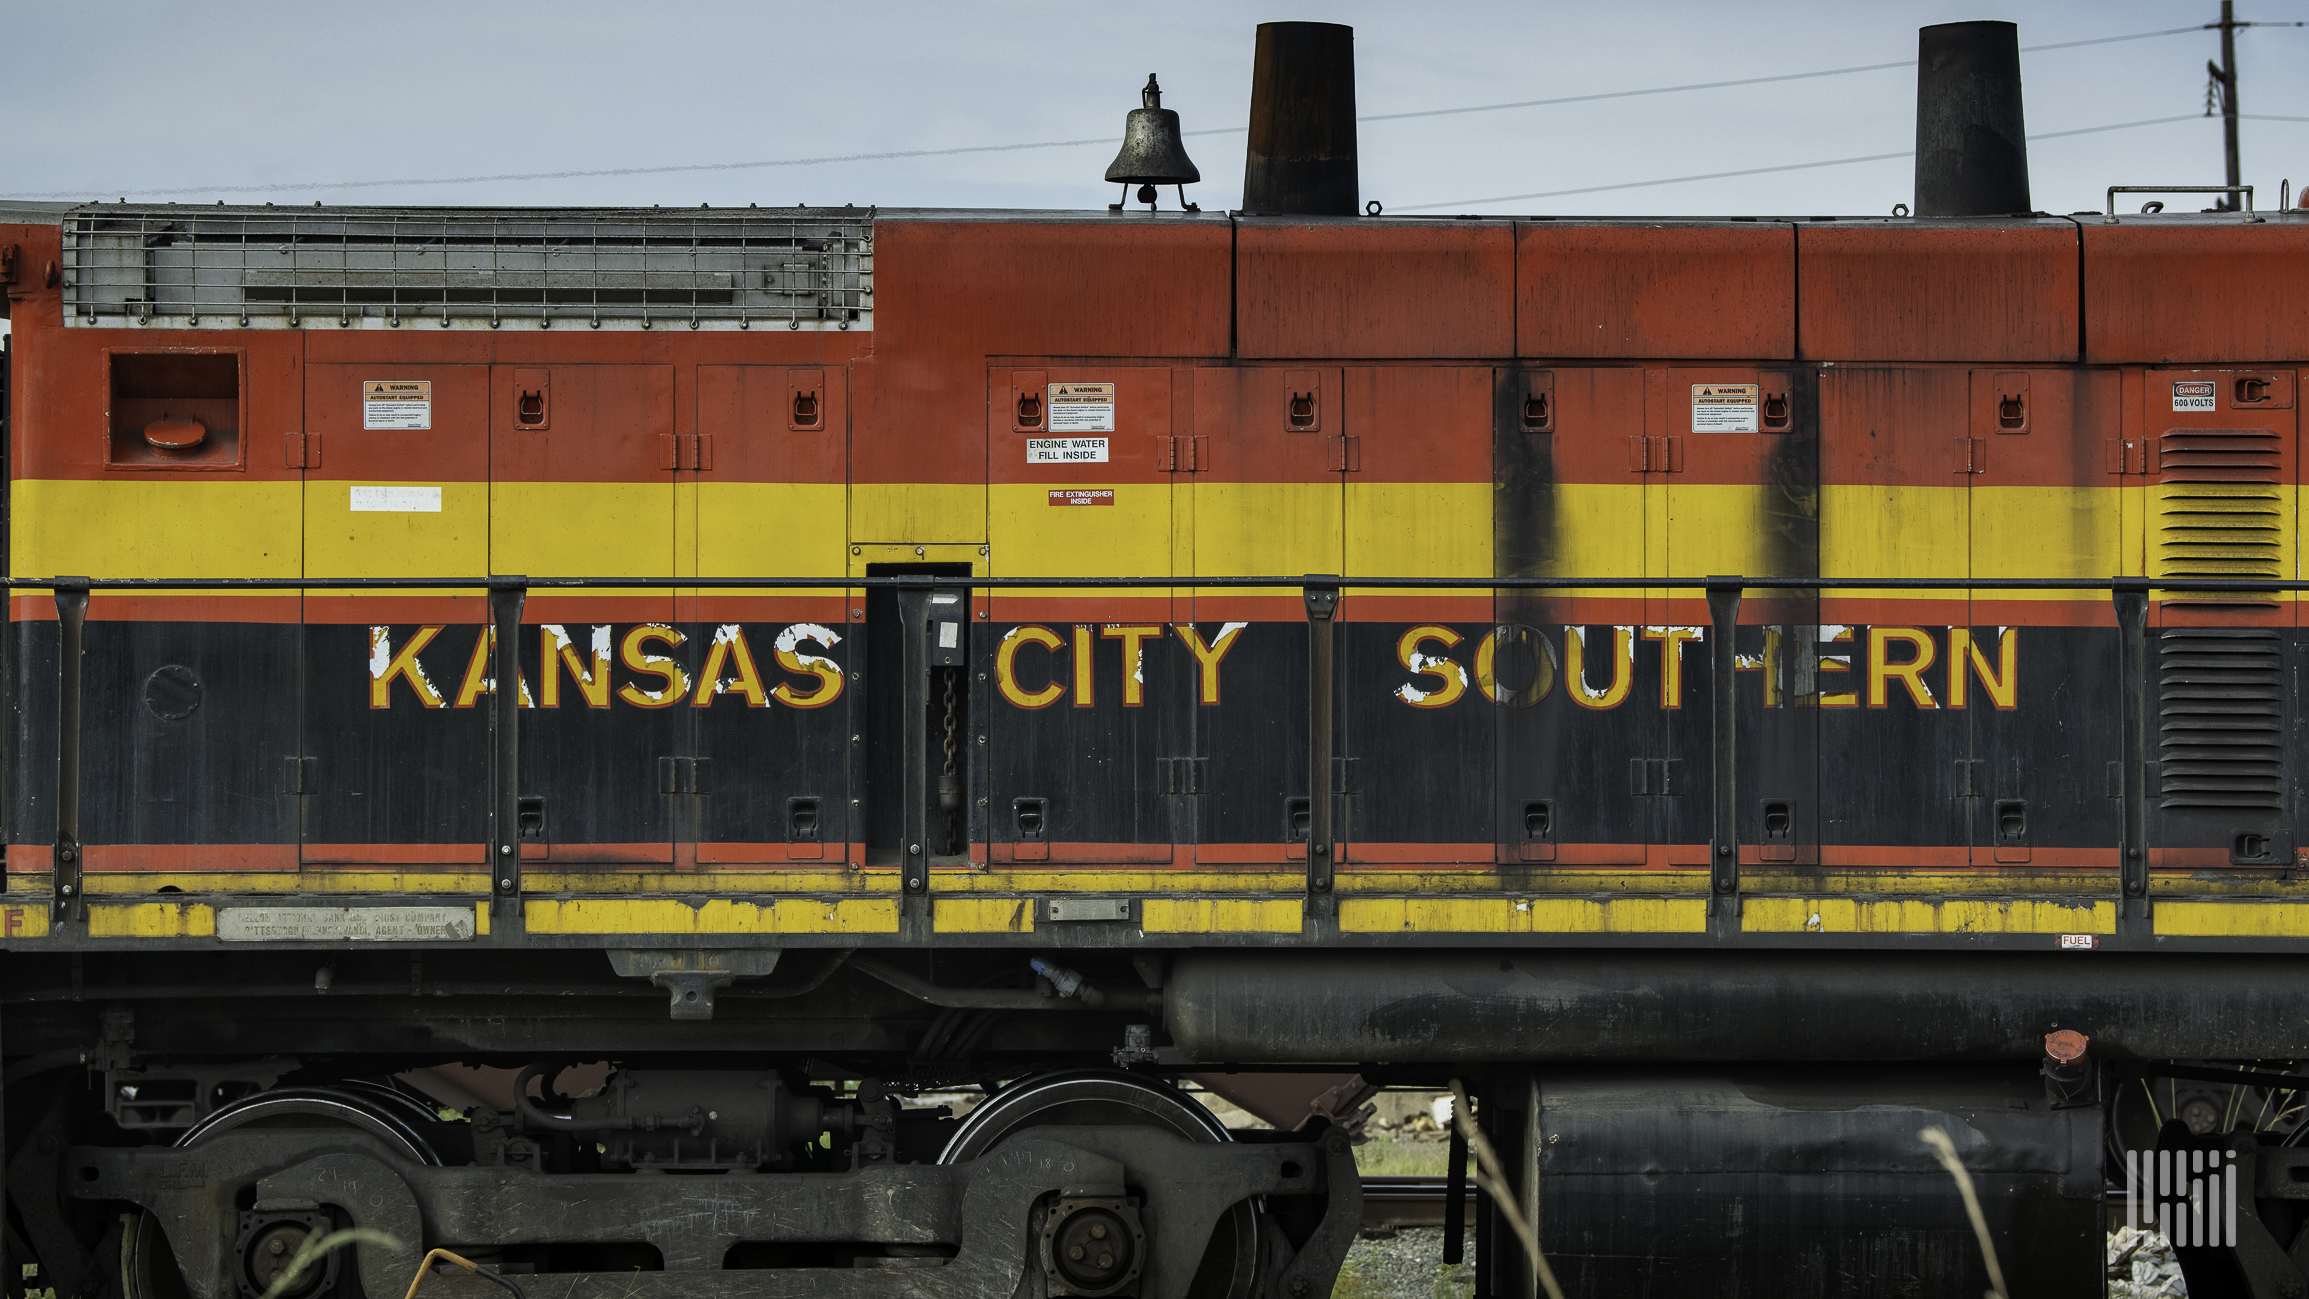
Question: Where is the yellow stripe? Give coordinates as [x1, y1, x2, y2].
[475, 900, 491, 936]
[88, 901, 217, 938]
[12, 479, 300, 579]
[1743, 896, 2115, 934]
[2154, 901, 2309, 938]
[523, 897, 899, 935]
[1346, 481, 1489, 597]
[1819, 483, 1967, 599]
[934, 898, 1036, 933]
[698, 483, 848, 578]
[491, 482, 676, 591]
[990, 482, 1169, 582]
[851, 483, 985, 545]
[1141, 898, 1303, 933]
[1340, 896, 1707, 933]
[1663, 483, 1813, 579]
[1972, 485, 2122, 586]
[1192, 482, 1340, 590]
[306, 480, 487, 580]
[1529, 483, 1645, 599]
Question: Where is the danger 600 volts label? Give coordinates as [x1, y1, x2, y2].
[364, 380, 432, 430]
[1047, 382, 1116, 433]
[1027, 438, 1109, 464]
[2173, 381, 2217, 412]
[1692, 383, 1760, 432]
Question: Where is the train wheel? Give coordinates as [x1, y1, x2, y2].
[938, 1070, 1262, 1299]
[125, 1084, 443, 1299]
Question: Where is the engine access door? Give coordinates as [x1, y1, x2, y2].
[299, 363, 491, 867]
[1660, 368, 1820, 870]
[687, 365, 855, 865]
[2141, 367, 2298, 870]
[985, 367, 1177, 866]
[490, 364, 679, 866]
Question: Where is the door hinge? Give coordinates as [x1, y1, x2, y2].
[660, 434, 711, 471]
[283, 432, 319, 469]
[1159, 435, 1206, 473]
[1328, 434, 1360, 473]
[658, 757, 709, 794]
[2106, 437, 2149, 475]
[1628, 436, 1682, 474]
[1956, 437, 1987, 474]
[282, 755, 317, 795]
[1628, 758, 1684, 795]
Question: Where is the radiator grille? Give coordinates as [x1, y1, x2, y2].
[2157, 628, 2283, 810]
[63, 205, 871, 331]
[2154, 428, 2284, 605]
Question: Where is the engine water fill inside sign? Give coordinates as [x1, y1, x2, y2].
[2173, 381, 2217, 412]
[363, 380, 432, 430]
[1047, 382, 1116, 433]
[1691, 383, 1759, 432]
[1027, 438, 1110, 464]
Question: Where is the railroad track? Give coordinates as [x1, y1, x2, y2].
[1361, 1176, 1476, 1232]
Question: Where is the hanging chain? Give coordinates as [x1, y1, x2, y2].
[937, 667, 961, 854]
[942, 668, 959, 778]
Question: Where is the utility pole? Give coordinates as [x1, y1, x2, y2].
[2210, 2, 2241, 209]
[2204, 4, 2306, 211]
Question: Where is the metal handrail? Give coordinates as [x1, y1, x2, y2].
[6, 574, 2306, 592]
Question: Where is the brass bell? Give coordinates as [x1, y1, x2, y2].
[1104, 75, 1201, 212]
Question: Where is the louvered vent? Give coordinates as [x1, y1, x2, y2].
[2154, 428, 2284, 605]
[2158, 628, 2283, 810]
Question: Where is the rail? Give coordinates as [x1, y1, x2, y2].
[12, 570, 2298, 926]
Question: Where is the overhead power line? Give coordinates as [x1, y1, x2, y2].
[1393, 114, 2218, 211]
[0, 24, 2217, 201]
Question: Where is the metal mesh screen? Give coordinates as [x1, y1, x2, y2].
[62, 205, 872, 331]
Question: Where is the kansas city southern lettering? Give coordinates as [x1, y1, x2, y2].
[1394, 624, 2020, 711]
[368, 623, 846, 710]
[364, 622, 2017, 712]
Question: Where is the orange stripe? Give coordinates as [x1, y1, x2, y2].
[303, 843, 488, 865]
[1341, 842, 1496, 863]
[83, 844, 297, 871]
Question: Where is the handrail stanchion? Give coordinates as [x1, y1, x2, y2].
[2113, 577, 2151, 913]
[1705, 577, 1744, 909]
[50, 579, 89, 923]
[1304, 576, 1341, 901]
[488, 578, 528, 905]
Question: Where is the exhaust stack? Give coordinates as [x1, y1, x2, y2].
[1913, 20, 2031, 217]
[1241, 22, 1358, 216]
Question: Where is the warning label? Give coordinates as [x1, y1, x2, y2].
[2172, 381, 2217, 412]
[1027, 438, 1110, 464]
[1048, 489, 1116, 506]
[1047, 382, 1116, 433]
[1691, 383, 1760, 433]
[363, 380, 432, 430]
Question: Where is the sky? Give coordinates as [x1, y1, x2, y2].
[2, 0, 2305, 218]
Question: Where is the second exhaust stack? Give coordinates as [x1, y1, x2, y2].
[1242, 22, 1358, 216]
[1913, 20, 2031, 216]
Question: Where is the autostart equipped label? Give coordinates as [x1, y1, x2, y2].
[363, 380, 432, 430]
[2173, 381, 2217, 412]
[1027, 438, 1109, 464]
[1047, 382, 1116, 433]
[1692, 383, 1759, 432]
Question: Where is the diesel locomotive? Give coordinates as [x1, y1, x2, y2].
[3, 17, 2308, 1299]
